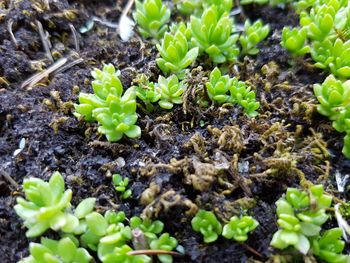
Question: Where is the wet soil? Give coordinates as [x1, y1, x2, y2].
[0, 0, 349, 262]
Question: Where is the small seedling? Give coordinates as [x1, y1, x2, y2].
[222, 216, 259, 242]
[191, 210, 222, 243]
[156, 30, 199, 79]
[240, 19, 270, 55]
[112, 174, 132, 199]
[133, 0, 171, 40]
[19, 237, 92, 263]
[270, 185, 332, 255]
[74, 64, 141, 142]
[189, 5, 239, 63]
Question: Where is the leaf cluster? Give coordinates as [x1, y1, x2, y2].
[205, 67, 260, 117]
[270, 185, 333, 255]
[74, 64, 141, 142]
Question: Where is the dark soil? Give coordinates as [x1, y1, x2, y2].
[0, 0, 349, 262]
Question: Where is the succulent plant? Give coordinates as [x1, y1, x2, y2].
[311, 228, 349, 263]
[156, 75, 186, 109]
[14, 172, 77, 238]
[281, 27, 310, 56]
[74, 64, 141, 142]
[313, 75, 350, 120]
[112, 174, 132, 199]
[150, 233, 178, 263]
[189, 5, 239, 63]
[300, 4, 335, 41]
[206, 67, 260, 117]
[328, 38, 350, 78]
[240, 20, 270, 55]
[156, 30, 199, 78]
[191, 210, 222, 243]
[205, 67, 232, 104]
[229, 78, 260, 117]
[135, 81, 161, 112]
[222, 216, 259, 242]
[314, 75, 350, 157]
[19, 237, 92, 263]
[270, 185, 332, 255]
[130, 216, 164, 240]
[133, 0, 171, 39]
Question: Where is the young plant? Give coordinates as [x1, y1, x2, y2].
[270, 185, 332, 255]
[19, 237, 92, 263]
[14, 172, 76, 238]
[314, 75, 350, 157]
[300, 4, 335, 41]
[190, 5, 239, 63]
[135, 81, 161, 112]
[150, 233, 178, 263]
[156, 30, 199, 79]
[206, 67, 260, 117]
[74, 64, 141, 142]
[112, 174, 132, 199]
[130, 216, 164, 240]
[240, 20, 270, 55]
[281, 27, 310, 56]
[229, 78, 260, 117]
[205, 67, 232, 104]
[191, 210, 222, 243]
[311, 228, 349, 263]
[222, 216, 259, 242]
[156, 75, 186, 109]
[133, 0, 171, 39]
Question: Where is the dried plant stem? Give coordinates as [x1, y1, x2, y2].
[240, 243, 264, 258]
[69, 23, 79, 52]
[36, 20, 53, 62]
[7, 19, 17, 47]
[21, 57, 68, 89]
[0, 170, 19, 188]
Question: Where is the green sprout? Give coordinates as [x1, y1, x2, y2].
[229, 78, 260, 117]
[205, 67, 260, 117]
[150, 233, 178, 263]
[191, 210, 222, 243]
[19, 237, 92, 263]
[156, 75, 186, 109]
[133, 0, 171, 40]
[205, 67, 232, 104]
[281, 27, 310, 56]
[189, 5, 239, 63]
[112, 174, 132, 199]
[314, 75, 350, 157]
[240, 20, 270, 56]
[130, 216, 164, 240]
[270, 185, 332, 255]
[311, 228, 349, 263]
[14, 172, 76, 238]
[156, 30, 199, 79]
[74, 64, 141, 142]
[222, 216, 259, 242]
[135, 80, 161, 112]
[300, 4, 335, 41]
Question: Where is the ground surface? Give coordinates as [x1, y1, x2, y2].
[0, 0, 349, 262]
